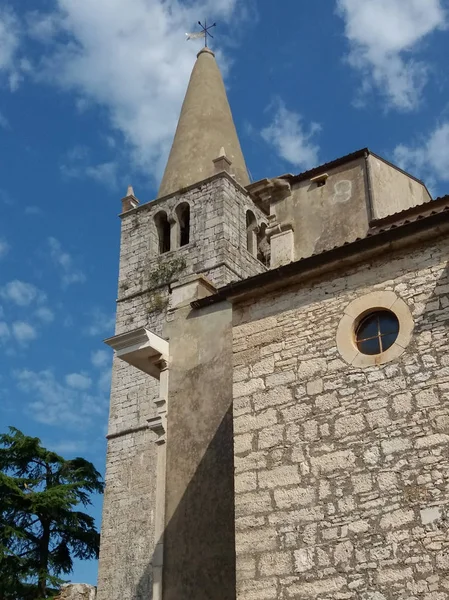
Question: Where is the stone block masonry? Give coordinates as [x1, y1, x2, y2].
[116, 173, 267, 305]
[232, 234, 449, 599]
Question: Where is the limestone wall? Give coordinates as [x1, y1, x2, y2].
[232, 234, 449, 599]
[97, 302, 163, 599]
[116, 174, 267, 303]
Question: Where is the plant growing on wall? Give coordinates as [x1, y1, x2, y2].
[147, 256, 187, 288]
[0, 427, 104, 599]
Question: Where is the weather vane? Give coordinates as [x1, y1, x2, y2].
[186, 19, 216, 48]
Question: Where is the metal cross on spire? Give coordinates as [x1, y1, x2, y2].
[198, 19, 216, 47]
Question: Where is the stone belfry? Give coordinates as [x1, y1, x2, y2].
[96, 45, 268, 600]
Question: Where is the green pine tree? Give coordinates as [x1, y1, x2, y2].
[0, 427, 104, 600]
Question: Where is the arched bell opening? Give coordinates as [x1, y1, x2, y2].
[154, 211, 171, 254]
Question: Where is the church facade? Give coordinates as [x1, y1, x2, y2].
[96, 47, 449, 600]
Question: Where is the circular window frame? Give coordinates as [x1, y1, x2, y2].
[336, 291, 414, 367]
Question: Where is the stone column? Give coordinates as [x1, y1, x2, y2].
[147, 359, 169, 600]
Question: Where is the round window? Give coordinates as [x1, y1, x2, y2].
[355, 310, 400, 355]
[337, 292, 413, 367]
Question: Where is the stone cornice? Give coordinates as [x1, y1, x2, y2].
[119, 171, 249, 218]
[104, 327, 169, 379]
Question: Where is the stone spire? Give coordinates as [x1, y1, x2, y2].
[157, 47, 250, 198]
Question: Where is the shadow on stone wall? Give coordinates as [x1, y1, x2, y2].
[134, 562, 152, 600]
[413, 261, 449, 334]
[134, 404, 236, 600]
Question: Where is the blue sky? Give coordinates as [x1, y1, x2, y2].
[0, 0, 448, 587]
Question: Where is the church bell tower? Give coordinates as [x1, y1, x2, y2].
[96, 45, 268, 600]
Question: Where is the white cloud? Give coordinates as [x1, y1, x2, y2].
[91, 350, 112, 394]
[97, 368, 112, 394]
[0, 280, 45, 306]
[12, 321, 37, 344]
[24, 206, 42, 216]
[261, 99, 321, 170]
[84, 308, 115, 337]
[0, 189, 12, 205]
[336, 0, 447, 110]
[65, 372, 92, 390]
[104, 135, 117, 149]
[0, 110, 9, 129]
[0, 6, 23, 91]
[91, 349, 110, 368]
[393, 121, 449, 191]
[48, 237, 86, 286]
[63, 315, 74, 328]
[35, 306, 55, 323]
[0, 282, 53, 339]
[0, 321, 10, 343]
[0, 237, 9, 259]
[85, 162, 119, 188]
[60, 149, 119, 189]
[60, 145, 118, 188]
[26, 11, 60, 43]
[15, 368, 108, 428]
[49, 439, 89, 456]
[16, 0, 241, 183]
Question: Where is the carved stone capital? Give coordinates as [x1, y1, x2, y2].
[247, 177, 292, 212]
